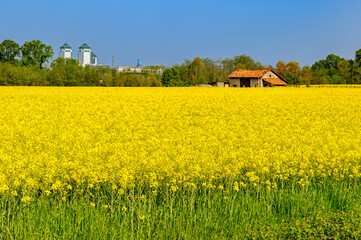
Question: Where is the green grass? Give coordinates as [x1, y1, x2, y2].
[1, 181, 361, 239]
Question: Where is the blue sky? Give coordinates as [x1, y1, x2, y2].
[1, 0, 361, 67]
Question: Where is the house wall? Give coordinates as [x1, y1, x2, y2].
[229, 79, 240, 87]
[250, 78, 263, 87]
[264, 71, 278, 78]
[230, 78, 261, 87]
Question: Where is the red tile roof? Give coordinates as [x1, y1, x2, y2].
[263, 78, 288, 86]
[228, 69, 270, 78]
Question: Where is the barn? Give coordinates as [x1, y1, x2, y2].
[228, 69, 287, 87]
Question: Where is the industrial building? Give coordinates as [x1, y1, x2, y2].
[59, 43, 72, 59]
[59, 43, 97, 66]
[78, 43, 97, 66]
[58, 44, 162, 74]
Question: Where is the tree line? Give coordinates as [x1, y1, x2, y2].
[161, 50, 361, 86]
[1, 39, 361, 86]
[0, 39, 162, 87]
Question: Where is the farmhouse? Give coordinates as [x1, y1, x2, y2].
[228, 69, 287, 87]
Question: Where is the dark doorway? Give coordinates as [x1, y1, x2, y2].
[239, 79, 250, 87]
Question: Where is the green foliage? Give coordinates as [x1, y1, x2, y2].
[191, 56, 203, 67]
[300, 66, 312, 85]
[1, 181, 361, 239]
[21, 40, 53, 69]
[172, 55, 266, 86]
[310, 68, 328, 84]
[162, 67, 181, 86]
[312, 54, 345, 71]
[355, 49, 361, 66]
[234, 54, 263, 70]
[48, 57, 83, 86]
[0, 39, 21, 64]
[338, 60, 352, 83]
[351, 62, 361, 84]
[1, 38, 361, 87]
[284, 61, 301, 85]
[0, 62, 45, 86]
[309, 54, 350, 85]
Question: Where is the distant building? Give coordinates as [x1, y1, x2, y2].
[78, 43, 97, 66]
[210, 81, 228, 87]
[59, 43, 72, 58]
[116, 66, 144, 73]
[228, 69, 287, 87]
[114, 60, 163, 74]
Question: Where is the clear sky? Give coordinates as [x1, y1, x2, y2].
[1, 0, 361, 67]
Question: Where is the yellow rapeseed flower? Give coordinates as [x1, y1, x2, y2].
[0, 87, 360, 195]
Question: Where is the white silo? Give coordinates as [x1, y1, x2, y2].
[59, 43, 72, 58]
[78, 43, 97, 66]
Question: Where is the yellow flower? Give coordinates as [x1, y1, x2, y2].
[0, 87, 361, 197]
[233, 182, 239, 192]
[21, 196, 31, 203]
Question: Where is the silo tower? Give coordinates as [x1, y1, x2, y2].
[59, 43, 72, 58]
[78, 43, 97, 66]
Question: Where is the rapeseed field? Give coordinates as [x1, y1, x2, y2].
[1, 87, 361, 239]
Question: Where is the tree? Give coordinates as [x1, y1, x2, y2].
[285, 61, 301, 85]
[355, 49, 361, 66]
[325, 54, 344, 70]
[162, 67, 181, 86]
[191, 57, 205, 81]
[48, 57, 83, 86]
[301, 66, 312, 85]
[21, 40, 53, 69]
[351, 62, 361, 84]
[192, 57, 203, 67]
[266, 64, 274, 70]
[276, 60, 287, 78]
[233, 55, 259, 70]
[0, 39, 21, 64]
[312, 54, 344, 73]
[310, 68, 327, 84]
[235, 63, 245, 70]
[338, 60, 351, 83]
